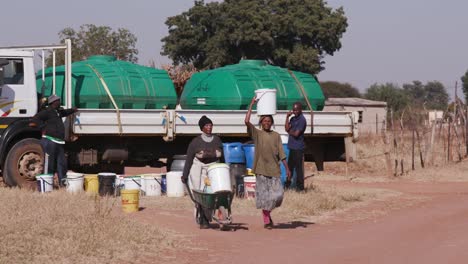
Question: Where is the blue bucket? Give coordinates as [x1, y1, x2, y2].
[242, 144, 255, 169]
[243, 143, 290, 186]
[223, 142, 246, 163]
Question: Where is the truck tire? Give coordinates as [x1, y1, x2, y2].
[3, 138, 44, 188]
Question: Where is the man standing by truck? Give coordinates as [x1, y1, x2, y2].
[29, 95, 77, 187]
[285, 102, 307, 191]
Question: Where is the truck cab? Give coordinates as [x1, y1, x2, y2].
[0, 50, 38, 118]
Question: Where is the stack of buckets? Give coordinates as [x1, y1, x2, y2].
[223, 143, 247, 197]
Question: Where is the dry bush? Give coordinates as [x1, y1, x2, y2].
[161, 64, 198, 97]
[0, 189, 177, 264]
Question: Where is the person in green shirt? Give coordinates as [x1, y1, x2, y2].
[245, 96, 291, 229]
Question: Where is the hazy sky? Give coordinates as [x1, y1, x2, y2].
[2, 0, 468, 97]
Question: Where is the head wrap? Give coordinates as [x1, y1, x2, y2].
[48, 94, 60, 104]
[198, 115, 213, 130]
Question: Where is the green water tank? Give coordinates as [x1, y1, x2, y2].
[180, 60, 325, 110]
[36, 55, 177, 109]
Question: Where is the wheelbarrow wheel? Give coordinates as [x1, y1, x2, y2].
[194, 207, 200, 225]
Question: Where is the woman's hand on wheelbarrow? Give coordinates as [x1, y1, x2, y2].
[181, 175, 188, 184]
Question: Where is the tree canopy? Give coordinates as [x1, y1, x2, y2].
[403, 81, 449, 110]
[161, 0, 348, 74]
[365, 83, 409, 115]
[320, 81, 361, 98]
[48, 24, 138, 66]
[461, 70, 468, 103]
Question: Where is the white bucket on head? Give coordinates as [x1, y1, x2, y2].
[207, 163, 232, 193]
[123, 176, 141, 191]
[243, 176, 256, 199]
[64, 172, 84, 193]
[141, 174, 163, 196]
[36, 174, 54, 193]
[166, 171, 185, 197]
[255, 88, 277, 115]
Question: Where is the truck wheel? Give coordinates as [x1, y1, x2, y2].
[3, 138, 44, 188]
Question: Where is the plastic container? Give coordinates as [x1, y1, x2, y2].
[98, 172, 116, 196]
[64, 172, 84, 193]
[280, 144, 290, 185]
[223, 143, 246, 163]
[207, 163, 231, 193]
[140, 174, 163, 196]
[166, 171, 184, 197]
[123, 176, 141, 191]
[243, 176, 256, 199]
[37, 55, 177, 109]
[243, 144, 255, 170]
[170, 155, 187, 172]
[121, 189, 140, 213]
[255, 89, 277, 115]
[36, 174, 54, 193]
[84, 174, 99, 194]
[180, 59, 325, 111]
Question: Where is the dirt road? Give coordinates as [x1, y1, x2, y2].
[134, 180, 468, 264]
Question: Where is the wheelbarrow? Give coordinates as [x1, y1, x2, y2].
[185, 182, 234, 230]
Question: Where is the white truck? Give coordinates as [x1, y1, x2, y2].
[0, 40, 358, 188]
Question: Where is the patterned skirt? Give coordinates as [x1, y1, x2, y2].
[255, 175, 284, 211]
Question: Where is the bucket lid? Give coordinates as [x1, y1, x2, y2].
[207, 163, 230, 171]
[36, 174, 53, 179]
[255, 88, 276, 93]
[124, 176, 141, 179]
[66, 172, 84, 178]
[98, 172, 116, 177]
[141, 174, 162, 179]
[243, 176, 256, 182]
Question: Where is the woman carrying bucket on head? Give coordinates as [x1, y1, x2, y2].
[181, 115, 224, 229]
[245, 96, 290, 229]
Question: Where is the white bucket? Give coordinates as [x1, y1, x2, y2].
[166, 171, 185, 197]
[255, 88, 277, 115]
[123, 176, 141, 191]
[243, 176, 256, 199]
[207, 163, 232, 193]
[141, 174, 163, 196]
[36, 174, 54, 193]
[280, 134, 289, 144]
[64, 172, 84, 193]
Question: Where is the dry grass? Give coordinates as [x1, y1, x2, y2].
[0, 188, 179, 264]
[232, 182, 388, 221]
[140, 182, 391, 223]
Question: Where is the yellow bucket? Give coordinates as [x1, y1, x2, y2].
[84, 175, 99, 194]
[121, 189, 140, 213]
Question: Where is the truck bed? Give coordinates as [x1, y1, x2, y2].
[72, 109, 358, 139]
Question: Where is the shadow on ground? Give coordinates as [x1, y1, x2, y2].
[273, 221, 315, 229]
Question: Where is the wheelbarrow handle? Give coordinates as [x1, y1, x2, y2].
[184, 182, 197, 204]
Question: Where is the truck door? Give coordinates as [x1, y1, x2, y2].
[0, 57, 37, 118]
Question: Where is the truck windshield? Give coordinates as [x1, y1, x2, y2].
[1, 59, 24, 85]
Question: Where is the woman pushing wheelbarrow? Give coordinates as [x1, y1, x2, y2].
[181, 116, 233, 229]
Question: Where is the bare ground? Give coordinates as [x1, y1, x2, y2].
[126, 160, 468, 264]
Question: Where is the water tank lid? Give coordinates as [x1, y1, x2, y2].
[87, 55, 117, 62]
[239, 60, 267, 66]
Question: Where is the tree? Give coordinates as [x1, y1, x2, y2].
[47, 24, 138, 66]
[424, 81, 449, 110]
[403, 80, 449, 110]
[403, 81, 425, 106]
[320, 81, 361, 98]
[161, 0, 348, 74]
[461, 70, 468, 103]
[364, 83, 409, 115]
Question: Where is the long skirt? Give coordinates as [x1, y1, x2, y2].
[255, 175, 284, 211]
